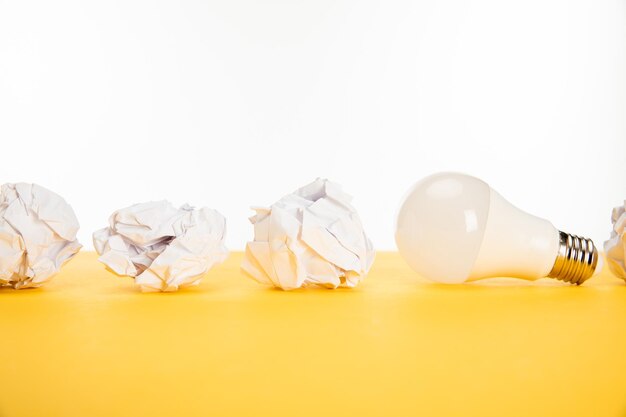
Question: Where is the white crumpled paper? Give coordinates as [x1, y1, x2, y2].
[93, 201, 228, 292]
[241, 178, 375, 290]
[0, 183, 82, 289]
[604, 201, 626, 281]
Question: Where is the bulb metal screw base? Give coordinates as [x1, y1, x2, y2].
[548, 231, 598, 285]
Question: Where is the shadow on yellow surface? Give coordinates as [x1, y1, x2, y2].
[1, 252, 626, 417]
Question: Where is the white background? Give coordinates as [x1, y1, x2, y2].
[0, 0, 624, 250]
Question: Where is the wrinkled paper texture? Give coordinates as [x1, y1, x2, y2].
[604, 201, 626, 281]
[241, 178, 375, 290]
[0, 183, 81, 289]
[93, 201, 228, 292]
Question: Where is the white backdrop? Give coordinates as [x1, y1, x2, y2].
[0, 0, 624, 250]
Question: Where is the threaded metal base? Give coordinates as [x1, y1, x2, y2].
[548, 231, 598, 285]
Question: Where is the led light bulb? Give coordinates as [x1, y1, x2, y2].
[395, 173, 598, 285]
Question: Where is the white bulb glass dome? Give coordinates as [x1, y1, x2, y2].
[395, 173, 561, 283]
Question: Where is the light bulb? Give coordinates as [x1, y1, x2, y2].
[395, 173, 598, 285]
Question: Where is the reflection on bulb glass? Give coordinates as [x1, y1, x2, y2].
[395, 173, 598, 285]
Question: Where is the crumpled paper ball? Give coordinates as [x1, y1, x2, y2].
[0, 183, 82, 289]
[604, 201, 626, 281]
[93, 201, 228, 292]
[241, 178, 375, 290]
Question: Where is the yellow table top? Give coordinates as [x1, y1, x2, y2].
[1, 252, 625, 417]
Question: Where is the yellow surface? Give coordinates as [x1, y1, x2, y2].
[1, 252, 626, 417]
